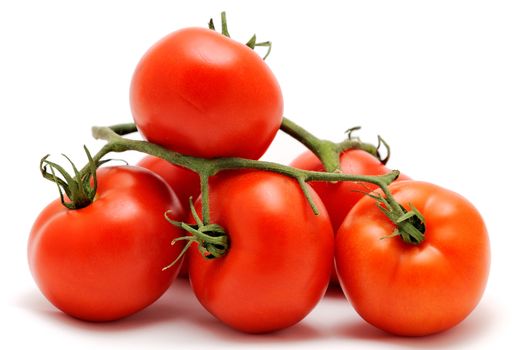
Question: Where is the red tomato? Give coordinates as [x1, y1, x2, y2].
[137, 156, 200, 209]
[137, 155, 200, 278]
[291, 149, 409, 231]
[130, 27, 283, 159]
[335, 181, 490, 336]
[291, 149, 409, 284]
[28, 166, 185, 321]
[188, 171, 334, 333]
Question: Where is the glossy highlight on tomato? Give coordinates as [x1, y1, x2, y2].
[130, 27, 283, 159]
[188, 171, 334, 333]
[335, 181, 490, 336]
[28, 166, 185, 321]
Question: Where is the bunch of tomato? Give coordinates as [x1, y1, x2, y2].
[28, 14, 490, 337]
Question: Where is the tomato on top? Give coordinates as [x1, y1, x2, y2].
[130, 27, 283, 159]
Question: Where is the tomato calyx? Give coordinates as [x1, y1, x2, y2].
[208, 11, 272, 60]
[163, 198, 229, 270]
[368, 192, 426, 244]
[40, 146, 108, 210]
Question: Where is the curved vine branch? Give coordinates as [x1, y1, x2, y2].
[89, 123, 400, 193]
[50, 118, 423, 263]
[280, 118, 388, 172]
[88, 121, 403, 219]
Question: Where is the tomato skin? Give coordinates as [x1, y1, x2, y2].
[291, 149, 409, 231]
[137, 156, 200, 209]
[188, 171, 334, 333]
[291, 149, 409, 284]
[28, 166, 185, 321]
[335, 181, 490, 336]
[130, 27, 283, 159]
[137, 155, 200, 278]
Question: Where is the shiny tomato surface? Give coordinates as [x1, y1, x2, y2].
[28, 166, 185, 321]
[189, 171, 334, 333]
[130, 27, 283, 159]
[335, 181, 490, 336]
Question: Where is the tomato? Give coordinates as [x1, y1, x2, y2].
[137, 155, 200, 278]
[291, 149, 409, 231]
[130, 27, 283, 159]
[28, 166, 185, 321]
[137, 156, 200, 209]
[188, 171, 334, 333]
[291, 149, 410, 284]
[335, 181, 490, 336]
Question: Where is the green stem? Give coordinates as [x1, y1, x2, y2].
[280, 117, 382, 172]
[110, 123, 138, 135]
[199, 171, 211, 225]
[84, 122, 423, 254]
[280, 117, 339, 172]
[221, 11, 230, 37]
[89, 124, 397, 189]
[88, 124, 400, 217]
[280, 118, 326, 152]
[86, 126, 206, 174]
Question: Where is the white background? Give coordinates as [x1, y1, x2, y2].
[1, 0, 516, 349]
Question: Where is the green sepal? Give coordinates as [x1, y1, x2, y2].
[206, 11, 272, 60]
[40, 146, 104, 210]
[364, 192, 426, 245]
[162, 199, 230, 269]
[246, 34, 257, 48]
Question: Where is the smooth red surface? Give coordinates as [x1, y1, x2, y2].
[137, 155, 200, 278]
[137, 155, 200, 209]
[130, 27, 283, 159]
[28, 166, 185, 321]
[188, 171, 334, 333]
[291, 149, 409, 284]
[335, 181, 491, 336]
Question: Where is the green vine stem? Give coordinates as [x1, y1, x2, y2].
[59, 118, 425, 262]
[88, 122, 410, 216]
[89, 122, 398, 212]
[280, 118, 389, 172]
